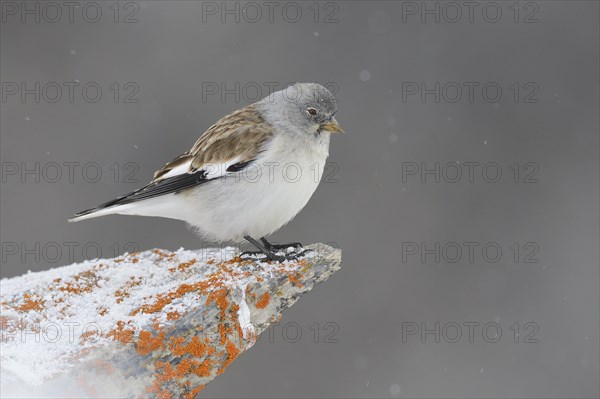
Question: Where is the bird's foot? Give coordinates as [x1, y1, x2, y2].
[260, 237, 304, 252]
[241, 236, 312, 262]
[240, 249, 313, 262]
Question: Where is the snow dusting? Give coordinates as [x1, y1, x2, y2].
[1, 244, 340, 398]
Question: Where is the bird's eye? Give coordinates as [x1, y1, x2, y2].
[307, 108, 317, 116]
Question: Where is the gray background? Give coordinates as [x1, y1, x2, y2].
[1, 1, 598, 397]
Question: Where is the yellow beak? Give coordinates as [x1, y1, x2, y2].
[319, 118, 344, 133]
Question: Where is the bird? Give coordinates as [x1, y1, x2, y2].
[69, 83, 343, 261]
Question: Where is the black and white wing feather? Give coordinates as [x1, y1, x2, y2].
[69, 104, 274, 221]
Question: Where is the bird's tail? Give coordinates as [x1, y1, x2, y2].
[68, 188, 142, 223]
[69, 189, 186, 223]
[69, 171, 204, 223]
[68, 203, 131, 222]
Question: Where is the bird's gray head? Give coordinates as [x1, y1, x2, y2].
[258, 83, 344, 137]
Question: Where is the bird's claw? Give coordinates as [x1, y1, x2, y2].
[241, 236, 312, 262]
[240, 248, 312, 262]
[260, 238, 303, 252]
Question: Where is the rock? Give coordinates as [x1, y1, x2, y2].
[0, 243, 342, 398]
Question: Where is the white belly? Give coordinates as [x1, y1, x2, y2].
[188, 156, 326, 239]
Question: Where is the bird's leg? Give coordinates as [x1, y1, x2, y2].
[260, 237, 304, 252]
[240, 236, 311, 262]
[240, 236, 270, 258]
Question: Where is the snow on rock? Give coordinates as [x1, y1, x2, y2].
[0, 244, 342, 398]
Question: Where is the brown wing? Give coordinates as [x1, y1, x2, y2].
[71, 105, 274, 216]
[153, 104, 273, 181]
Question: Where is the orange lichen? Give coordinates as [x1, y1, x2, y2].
[167, 335, 214, 367]
[114, 290, 126, 304]
[107, 321, 136, 344]
[136, 330, 166, 355]
[217, 323, 232, 345]
[148, 362, 176, 398]
[192, 358, 213, 378]
[168, 336, 187, 356]
[288, 273, 304, 288]
[205, 287, 233, 344]
[152, 249, 176, 261]
[175, 259, 197, 272]
[115, 276, 142, 304]
[184, 336, 207, 357]
[132, 281, 208, 316]
[166, 311, 181, 320]
[256, 292, 271, 309]
[137, 319, 221, 394]
[205, 288, 229, 318]
[147, 356, 211, 398]
[218, 339, 240, 374]
[152, 320, 162, 331]
[226, 256, 242, 264]
[16, 294, 45, 312]
[176, 358, 194, 376]
[147, 361, 179, 398]
[57, 270, 99, 295]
